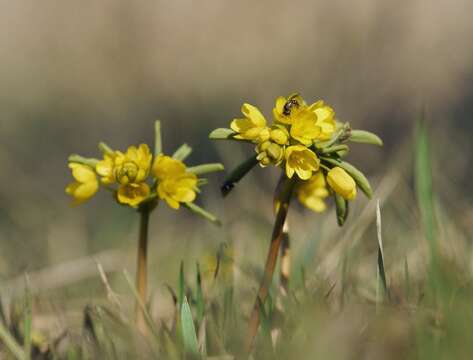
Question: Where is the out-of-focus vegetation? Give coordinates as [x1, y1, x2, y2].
[0, 1, 472, 359]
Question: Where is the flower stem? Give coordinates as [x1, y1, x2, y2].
[136, 204, 151, 335]
[245, 175, 295, 354]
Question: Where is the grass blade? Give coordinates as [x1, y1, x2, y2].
[376, 199, 388, 307]
[154, 120, 162, 157]
[23, 274, 32, 360]
[0, 320, 26, 360]
[181, 296, 200, 357]
[184, 203, 221, 226]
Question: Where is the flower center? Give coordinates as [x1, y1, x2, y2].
[116, 161, 139, 184]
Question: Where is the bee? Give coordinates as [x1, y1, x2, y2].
[282, 97, 300, 116]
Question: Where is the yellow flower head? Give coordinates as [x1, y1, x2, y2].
[66, 163, 99, 204]
[273, 93, 307, 125]
[96, 144, 152, 185]
[309, 100, 337, 141]
[230, 103, 270, 143]
[153, 155, 198, 209]
[285, 145, 320, 180]
[297, 171, 330, 212]
[256, 141, 285, 167]
[117, 182, 151, 208]
[289, 109, 321, 146]
[327, 166, 357, 200]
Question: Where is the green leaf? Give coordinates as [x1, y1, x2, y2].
[321, 144, 349, 155]
[172, 144, 192, 161]
[376, 199, 389, 306]
[0, 316, 26, 360]
[184, 202, 221, 226]
[154, 120, 162, 157]
[187, 163, 224, 176]
[322, 157, 373, 198]
[208, 128, 236, 140]
[181, 296, 200, 357]
[334, 193, 348, 226]
[68, 154, 99, 168]
[349, 130, 383, 146]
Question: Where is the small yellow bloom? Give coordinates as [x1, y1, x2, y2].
[66, 163, 99, 204]
[153, 155, 198, 209]
[327, 166, 357, 200]
[309, 101, 337, 141]
[289, 109, 321, 146]
[297, 172, 329, 212]
[230, 103, 270, 143]
[117, 182, 151, 208]
[256, 141, 284, 167]
[285, 145, 320, 180]
[270, 125, 290, 145]
[96, 144, 152, 185]
[273, 93, 307, 125]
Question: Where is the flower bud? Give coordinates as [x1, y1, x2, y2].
[270, 126, 289, 145]
[327, 167, 356, 200]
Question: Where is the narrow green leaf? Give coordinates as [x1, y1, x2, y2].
[350, 130, 383, 146]
[376, 199, 388, 307]
[208, 128, 236, 140]
[154, 120, 162, 157]
[178, 261, 185, 309]
[415, 120, 437, 261]
[221, 154, 259, 197]
[187, 163, 224, 176]
[0, 319, 26, 360]
[322, 157, 373, 198]
[173, 144, 192, 161]
[68, 154, 99, 168]
[404, 257, 410, 301]
[181, 296, 200, 357]
[184, 202, 221, 226]
[321, 144, 349, 154]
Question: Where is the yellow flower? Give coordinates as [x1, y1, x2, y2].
[285, 145, 320, 180]
[230, 103, 270, 143]
[117, 183, 151, 208]
[273, 93, 307, 125]
[327, 167, 357, 200]
[289, 109, 321, 146]
[66, 163, 99, 204]
[309, 101, 337, 141]
[297, 172, 329, 212]
[270, 125, 290, 145]
[256, 141, 285, 167]
[153, 155, 198, 209]
[96, 144, 152, 185]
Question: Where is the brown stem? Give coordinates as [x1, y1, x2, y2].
[279, 222, 291, 294]
[245, 175, 295, 354]
[136, 206, 150, 335]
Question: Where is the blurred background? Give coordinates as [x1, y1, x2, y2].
[0, 0, 472, 333]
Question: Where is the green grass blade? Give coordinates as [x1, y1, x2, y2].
[0, 320, 26, 360]
[178, 261, 185, 309]
[376, 200, 388, 307]
[195, 262, 205, 324]
[181, 296, 200, 357]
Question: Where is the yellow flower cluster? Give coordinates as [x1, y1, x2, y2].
[230, 94, 336, 181]
[210, 92, 382, 217]
[66, 144, 200, 210]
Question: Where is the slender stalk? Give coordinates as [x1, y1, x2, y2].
[279, 221, 291, 294]
[136, 205, 151, 335]
[245, 175, 295, 354]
